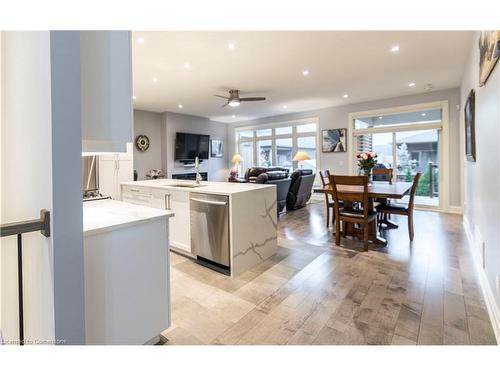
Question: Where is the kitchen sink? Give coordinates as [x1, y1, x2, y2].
[163, 182, 204, 188]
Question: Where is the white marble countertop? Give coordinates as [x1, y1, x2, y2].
[83, 199, 174, 236]
[121, 178, 275, 196]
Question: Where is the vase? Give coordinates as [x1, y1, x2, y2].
[361, 167, 373, 183]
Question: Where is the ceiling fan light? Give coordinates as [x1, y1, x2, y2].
[228, 101, 240, 107]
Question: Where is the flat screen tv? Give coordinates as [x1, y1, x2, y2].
[174, 132, 210, 160]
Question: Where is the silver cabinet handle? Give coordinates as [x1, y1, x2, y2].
[164, 193, 171, 210]
[130, 188, 140, 192]
[190, 197, 227, 206]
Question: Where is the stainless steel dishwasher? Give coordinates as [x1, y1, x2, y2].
[189, 193, 230, 274]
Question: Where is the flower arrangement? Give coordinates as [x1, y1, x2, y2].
[356, 152, 378, 177]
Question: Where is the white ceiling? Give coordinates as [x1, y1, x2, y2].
[132, 31, 473, 123]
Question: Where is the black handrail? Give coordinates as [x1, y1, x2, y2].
[0, 210, 51, 346]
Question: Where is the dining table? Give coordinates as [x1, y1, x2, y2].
[313, 181, 413, 245]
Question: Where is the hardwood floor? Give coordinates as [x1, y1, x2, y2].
[162, 196, 497, 345]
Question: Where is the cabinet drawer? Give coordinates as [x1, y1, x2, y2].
[122, 185, 151, 196]
[122, 193, 152, 206]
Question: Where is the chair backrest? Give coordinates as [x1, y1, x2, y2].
[319, 170, 332, 203]
[286, 170, 316, 209]
[408, 172, 422, 210]
[319, 170, 331, 187]
[329, 175, 370, 219]
[372, 168, 393, 183]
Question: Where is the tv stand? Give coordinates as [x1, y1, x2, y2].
[178, 159, 204, 166]
[172, 172, 208, 181]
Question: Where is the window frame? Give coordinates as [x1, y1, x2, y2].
[348, 101, 451, 213]
[235, 118, 320, 172]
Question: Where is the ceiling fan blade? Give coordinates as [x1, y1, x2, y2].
[214, 94, 230, 99]
[221, 103, 228, 107]
[239, 97, 266, 101]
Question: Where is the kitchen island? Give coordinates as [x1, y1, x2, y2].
[83, 199, 174, 344]
[121, 179, 278, 276]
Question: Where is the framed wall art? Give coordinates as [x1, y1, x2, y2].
[210, 139, 224, 158]
[322, 128, 347, 153]
[479, 30, 500, 86]
[464, 89, 476, 162]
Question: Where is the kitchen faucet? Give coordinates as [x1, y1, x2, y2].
[195, 156, 202, 184]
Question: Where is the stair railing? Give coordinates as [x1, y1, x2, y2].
[0, 210, 51, 345]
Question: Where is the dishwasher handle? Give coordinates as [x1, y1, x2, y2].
[190, 197, 227, 206]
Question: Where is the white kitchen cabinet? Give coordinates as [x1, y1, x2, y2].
[83, 200, 173, 344]
[81, 31, 133, 153]
[122, 185, 152, 206]
[150, 188, 191, 253]
[99, 143, 134, 199]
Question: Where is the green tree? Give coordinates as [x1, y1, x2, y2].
[416, 168, 430, 196]
[404, 166, 412, 182]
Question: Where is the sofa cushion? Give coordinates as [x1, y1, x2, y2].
[266, 171, 289, 180]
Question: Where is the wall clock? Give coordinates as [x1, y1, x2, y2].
[135, 135, 150, 151]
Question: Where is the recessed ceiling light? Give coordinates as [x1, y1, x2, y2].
[283, 105, 288, 109]
[343, 94, 349, 98]
[421, 113, 426, 116]
[228, 43, 235, 50]
[132, 95, 136, 100]
[302, 70, 309, 76]
[408, 82, 415, 87]
[231, 114, 236, 118]
[137, 37, 144, 44]
[183, 62, 190, 69]
[378, 116, 383, 120]
[153, 77, 159, 83]
[178, 104, 183, 109]
[391, 45, 399, 52]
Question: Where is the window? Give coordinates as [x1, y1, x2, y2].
[297, 123, 317, 133]
[276, 138, 293, 172]
[297, 137, 317, 171]
[239, 141, 254, 172]
[275, 126, 292, 135]
[256, 128, 272, 137]
[354, 109, 442, 130]
[257, 139, 272, 167]
[238, 130, 254, 140]
[353, 108, 442, 207]
[236, 120, 318, 176]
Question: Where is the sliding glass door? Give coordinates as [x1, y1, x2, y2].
[353, 108, 442, 207]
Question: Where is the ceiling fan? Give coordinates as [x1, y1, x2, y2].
[214, 89, 266, 107]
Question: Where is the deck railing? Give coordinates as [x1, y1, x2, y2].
[0, 210, 51, 345]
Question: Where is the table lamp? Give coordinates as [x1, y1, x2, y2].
[293, 151, 310, 168]
[231, 154, 242, 169]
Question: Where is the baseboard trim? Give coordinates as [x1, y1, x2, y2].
[449, 205, 463, 214]
[463, 216, 500, 344]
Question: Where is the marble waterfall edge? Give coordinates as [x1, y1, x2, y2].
[230, 186, 278, 276]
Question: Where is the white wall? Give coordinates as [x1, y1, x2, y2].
[1, 31, 55, 344]
[228, 88, 462, 208]
[132, 110, 230, 182]
[461, 32, 500, 323]
[0, 31, 3, 338]
[133, 110, 163, 180]
[1, 31, 85, 345]
[49, 31, 85, 344]
[163, 112, 229, 182]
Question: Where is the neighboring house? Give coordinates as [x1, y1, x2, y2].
[396, 130, 438, 173]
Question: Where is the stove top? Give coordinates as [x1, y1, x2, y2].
[83, 191, 111, 201]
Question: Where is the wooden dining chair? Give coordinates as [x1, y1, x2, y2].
[372, 168, 393, 183]
[372, 167, 394, 222]
[319, 170, 335, 227]
[329, 174, 377, 252]
[376, 172, 421, 241]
